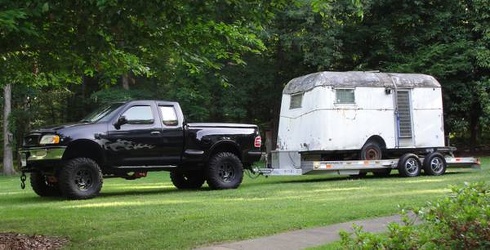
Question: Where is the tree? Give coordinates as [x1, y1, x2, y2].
[336, 0, 490, 150]
[0, 1, 287, 175]
[3, 84, 14, 174]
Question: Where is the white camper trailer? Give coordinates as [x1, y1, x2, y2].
[259, 71, 479, 177]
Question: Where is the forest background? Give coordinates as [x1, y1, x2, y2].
[1, 0, 489, 175]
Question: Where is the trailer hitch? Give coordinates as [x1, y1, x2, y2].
[20, 172, 27, 189]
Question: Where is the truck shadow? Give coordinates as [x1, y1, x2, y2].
[98, 187, 214, 198]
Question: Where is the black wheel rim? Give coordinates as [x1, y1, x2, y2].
[405, 158, 419, 174]
[218, 162, 235, 183]
[430, 157, 444, 173]
[74, 167, 93, 191]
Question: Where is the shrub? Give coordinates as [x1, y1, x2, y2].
[340, 182, 490, 249]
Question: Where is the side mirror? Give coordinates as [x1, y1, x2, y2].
[114, 116, 128, 130]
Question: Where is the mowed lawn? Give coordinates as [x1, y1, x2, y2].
[1, 158, 488, 249]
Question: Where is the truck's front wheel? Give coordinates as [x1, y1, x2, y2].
[170, 171, 205, 189]
[206, 152, 243, 189]
[30, 172, 61, 197]
[59, 158, 103, 200]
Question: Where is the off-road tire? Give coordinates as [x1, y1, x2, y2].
[170, 171, 205, 189]
[30, 172, 61, 197]
[398, 153, 421, 177]
[206, 152, 243, 190]
[58, 158, 103, 200]
[423, 152, 447, 176]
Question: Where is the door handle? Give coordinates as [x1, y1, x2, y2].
[151, 131, 161, 135]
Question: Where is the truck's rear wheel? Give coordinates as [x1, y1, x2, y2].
[206, 152, 243, 189]
[30, 172, 61, 197]
[398, 153, 421, 177]
[423, 152, 447, 176]
[59, 158, 103, 200]
[170, 171, 205, 189]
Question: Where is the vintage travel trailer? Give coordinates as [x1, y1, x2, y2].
[259, 71, 479, 177]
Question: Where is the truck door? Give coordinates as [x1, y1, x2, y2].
[395, 89, 414, 147]
[106, 103, 166, 166]
[156, 104, 185, 164]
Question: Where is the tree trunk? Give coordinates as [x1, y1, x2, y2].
[122, 74, 130, 90]
[3, 83, 15, 175]
[469, 98, 482, 153]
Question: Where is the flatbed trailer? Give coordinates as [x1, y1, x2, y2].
[256, 151, 480, 177]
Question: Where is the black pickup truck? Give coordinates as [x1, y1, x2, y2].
[19, 100, 262, 199]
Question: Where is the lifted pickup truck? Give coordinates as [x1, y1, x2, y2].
[19, 100, 262, 199]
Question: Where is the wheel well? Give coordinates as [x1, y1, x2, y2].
[364, 136, 386, 149]
[62, 139, 104, 165]
[208, 142, 241, 161]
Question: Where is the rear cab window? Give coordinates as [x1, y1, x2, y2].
[159, 106, 179, 126]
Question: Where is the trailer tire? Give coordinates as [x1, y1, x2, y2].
[423, 152, 447, 176]
[372, 168, 392, 177]
[170, 171, 205, 189]
[360, 141, 382, 160]
[30, 172, 61, 197]
[206, 152, 243, 190]
[397, 153, 421, 177]
[350, 171, 367, 178]
[58, 158, 103, 200]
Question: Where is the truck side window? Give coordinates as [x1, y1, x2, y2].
[335, 89, 355, 104]
[159, 106, 178, 126]
[122, 105, 154, 124]
[290, 93, 303, 109]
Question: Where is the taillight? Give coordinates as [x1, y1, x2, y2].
[254, 136, 262, 148]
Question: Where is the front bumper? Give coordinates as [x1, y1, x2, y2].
[19, 146, 66, 171]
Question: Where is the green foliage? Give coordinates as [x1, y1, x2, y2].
[2, 0, 490, 152]
[422, 182, 490, 249]
[340, 182, 490, 249]
[90, 88, 156, 105]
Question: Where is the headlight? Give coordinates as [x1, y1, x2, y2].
[39, 135, 60, 145]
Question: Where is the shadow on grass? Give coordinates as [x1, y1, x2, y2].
[9, 186, 215, 202]
[98, 186, 213, 198]
[246, 169, 477, 186]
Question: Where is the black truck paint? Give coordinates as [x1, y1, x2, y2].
[19, 100, 262, 199]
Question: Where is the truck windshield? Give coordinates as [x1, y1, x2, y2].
[81, 103, 125, 123]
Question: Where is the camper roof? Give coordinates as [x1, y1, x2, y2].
[283, 71, 441, 94]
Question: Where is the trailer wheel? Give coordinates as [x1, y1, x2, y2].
[170, 171, 205, 189]
[58, 158, 103, 200]
[360, 141, 382, 160]
[423, 152, 447, 176]
[397, 153, 421, 177]
[372, 168, 392, 177]
[206, 152, 243, 190]
[30, 172, 61, 197]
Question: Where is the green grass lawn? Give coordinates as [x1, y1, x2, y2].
[1, 159, 488, 249]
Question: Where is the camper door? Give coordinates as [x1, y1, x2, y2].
[394, 89, 414, 147]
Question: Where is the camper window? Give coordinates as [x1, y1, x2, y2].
[290, 93, 303, 109]
[335, 89, 355, 104]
